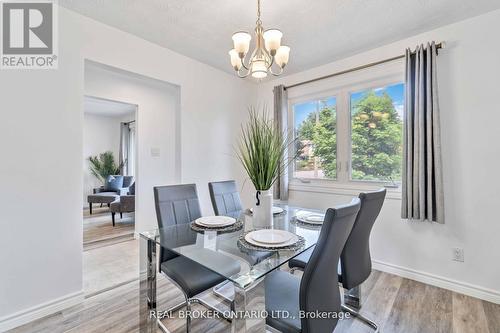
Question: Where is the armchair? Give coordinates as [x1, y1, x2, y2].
[88, 176, 135, 215]
[110, 195, 135, 226]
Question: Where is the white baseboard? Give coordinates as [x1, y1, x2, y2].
[0, 290, 84, 332]
[372, 260, 500, 304]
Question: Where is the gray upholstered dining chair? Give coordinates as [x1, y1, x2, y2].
[208, 180, 273, 300]
[153, 184, 240, 333]
[265, 199, 360, 333]
[288, 188, 387, 331]
[208, 180, 243, 218]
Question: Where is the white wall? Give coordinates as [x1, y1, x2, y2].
[83, 113, 125, 207]
[0, 6, 256, 330]
[258, 9, 500, 302]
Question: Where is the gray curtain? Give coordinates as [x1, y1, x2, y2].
[273, 85, 289, 201]
[119, 123, 130, 176]
[402, 42, 445, 223]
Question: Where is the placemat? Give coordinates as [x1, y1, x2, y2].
[190, 219, 244, 234]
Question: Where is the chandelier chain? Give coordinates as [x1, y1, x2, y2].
[256, 0, 261, 24]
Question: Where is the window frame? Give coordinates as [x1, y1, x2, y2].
[287, 64, 404, 195]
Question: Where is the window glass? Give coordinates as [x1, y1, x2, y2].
[293, 97, 337, 179]
[350, 83, 404, 182]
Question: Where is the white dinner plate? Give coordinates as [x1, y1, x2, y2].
[245, 230, 299, 248]
[249, 206, 284, 215]
[250, 229, 293, 244]
[296, 213, 325, 225]
[194, 216, 236, 228]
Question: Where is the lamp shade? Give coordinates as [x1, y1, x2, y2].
[232, 32, 252, 56]
[228, 49, 242, 70]
[263, 29, 283, 53]
[251, 59, 268, 79]
[275, 45, 290, 68]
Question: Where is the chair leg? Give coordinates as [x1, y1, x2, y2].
[89, 203, 92, 215]
[344, 286, 361, 309]
[186, 299, 191, 333]
[342, 304, 379, 332]
[111, 212, 115, 226]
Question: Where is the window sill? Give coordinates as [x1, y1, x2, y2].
[289, 179, 402, 200]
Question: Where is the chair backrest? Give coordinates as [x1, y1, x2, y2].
[340, 188, 386, 290]
[153, 184, 202, 228]
[208, 180, 243, 218]
[153, 184, 202, 265]
[122, 176, 135, 188]
[300, 199, 360, 333]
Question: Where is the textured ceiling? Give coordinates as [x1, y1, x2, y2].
[61, 0, 500, 77]
[84, 96, 136, 117]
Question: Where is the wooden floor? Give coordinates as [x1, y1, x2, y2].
[83, 206, 135, 249]
[9, 240, 500, 333]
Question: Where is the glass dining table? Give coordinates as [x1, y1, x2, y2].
[139, 205, 324, 333]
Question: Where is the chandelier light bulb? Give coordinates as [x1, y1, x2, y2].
[275, 46, 290, 68]
[251, 59, 268, 79]
[263, 29, 283, 55]
[228, 49, 242, 70]
[232, 32, 252, 57]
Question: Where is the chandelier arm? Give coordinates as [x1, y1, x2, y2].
[237, 70, 251, 78]
[237, 65, 251, 78]
[269, 64, 284, 76]
[267, 55, 275, 70]
[240, 57, 250, 71]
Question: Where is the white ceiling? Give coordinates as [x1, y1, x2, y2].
[84, 96, 136, 117]
[61, 0, 500, 77]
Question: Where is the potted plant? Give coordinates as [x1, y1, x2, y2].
[88, 151, 123, 184]
[236, 108, 296, 227]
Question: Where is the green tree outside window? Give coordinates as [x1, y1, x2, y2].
[295, 87, 403, 182]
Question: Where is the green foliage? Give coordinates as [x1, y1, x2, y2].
[88, 151, 121, 183]
[351, 91, 402, 181]
[296, 92, 402, 181]
[236, 107, 297, 191]
[297, 100, 337, 178]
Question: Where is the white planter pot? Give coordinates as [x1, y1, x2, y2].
[253, 189, 273, 228]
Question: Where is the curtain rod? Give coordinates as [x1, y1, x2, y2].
[284, 42, 444, 90]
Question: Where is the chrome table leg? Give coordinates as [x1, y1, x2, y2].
[140, 236, 157, 333]
[232, 278, 266, 333]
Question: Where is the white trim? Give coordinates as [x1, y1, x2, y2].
[0, 290, 84, 332]
[372, 260, 500, 304]
[289, 181, 402, 200]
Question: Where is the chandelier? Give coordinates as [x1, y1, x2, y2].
[228, 0, 290, 79]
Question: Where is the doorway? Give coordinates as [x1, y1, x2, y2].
[82, 96, 138, 296]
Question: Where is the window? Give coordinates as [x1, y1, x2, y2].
[350, 83, 404, 182]
[293, 97, 336, 180]
[290, 78, 404, 188]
